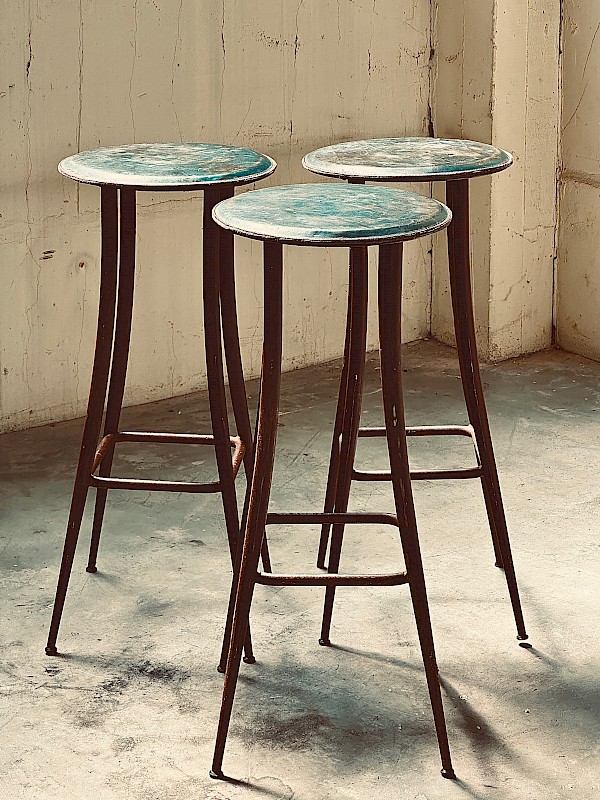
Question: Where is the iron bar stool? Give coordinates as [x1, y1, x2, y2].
[45, 143, 275, 670]
[303, 137, 528, 644]
[209, 183, 456, 780]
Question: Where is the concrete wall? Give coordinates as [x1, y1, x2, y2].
[431, 0, 561, 362]
[0, 1, 433, 433]
[557, 1, 600, 360]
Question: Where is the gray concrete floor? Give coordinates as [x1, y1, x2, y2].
[1, 339, 599, 799]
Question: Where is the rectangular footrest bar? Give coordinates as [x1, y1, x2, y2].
[255, 570, 408, 587]
[90, 431, 245, 489]
[115, 431, 224, 445]
[353, 423, 482, 481]
[90, 475, 222, 493]
[358, 424, 475, 438]
[266, 512, 399, 527]
[352, 466, 483, 481]
[411, 466, 482, 480]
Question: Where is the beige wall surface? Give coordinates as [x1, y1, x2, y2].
[432, 0, 561, 362]
[558, 0, 600, 360]
[1, 1, 433, 432]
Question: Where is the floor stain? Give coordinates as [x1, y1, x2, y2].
[112, 735, 137, 754]
[136, 597, 173, 618]
[68, 659, 191, 729]
[235, 711, 332, 750]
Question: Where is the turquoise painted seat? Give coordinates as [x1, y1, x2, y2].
[212, 183, 451, 244]
[59, 142, 276, 189]
[302, 136, 511, 182]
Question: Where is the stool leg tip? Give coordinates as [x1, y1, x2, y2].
[318, 638, 331, 647]
[242, 655, 256, 665]
[209, 769, 224, 780]
[216, 664, 226, 674]
[86, 565, 97, 574]
[45, 645, 58, 657]
[518, 638, 532, 649]
[495, 561, 504, 569]
[441, 768, 457, 780]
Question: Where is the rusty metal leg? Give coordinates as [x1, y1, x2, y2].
[210, 240, 284, 780]
[316, 256, 354, 570]
[446, 179, 528, 642]
[203, 187, 255, 669]
[218, 212, 271, 573]
[46, 187, 119, 656]
[87, 188, 137, 573]
[378, 242, 455, 779]
[319, 246, 368, 647]
[317, 177, 365, 570]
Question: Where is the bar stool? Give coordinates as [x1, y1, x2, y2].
[303, 137, 528, 644]
[45, 143, 276, 669]
[209, 183, 456, 780]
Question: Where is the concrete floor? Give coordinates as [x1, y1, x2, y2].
[1, 339, 599, 799]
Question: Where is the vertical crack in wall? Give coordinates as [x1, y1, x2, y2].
[289, 0, 306, 153]
[219, 0, 226, 138]
[171, 0, 183, 141]
[129, 0, 138, 142]
[76, 0, 84, 213]
[553, 0, 565, 344]
[427, 0, 435, 138]
[23, 0, 39, 396]
[427, 0, 436, 337]
[75, 1, 85, 404]
[362, 0, 377, 126]
[520, 2, 532, 349]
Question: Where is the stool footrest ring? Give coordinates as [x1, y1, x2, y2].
[353, 423, 482, 481]
[89, 475, 222, 493]
[266, 511, 399, 527]
[359, 424, 476, 438]
[353, 466, 483, 481]
[90, 430, 245, 492]
[260, 511, 406, 585]
[255, 570, 408, 587]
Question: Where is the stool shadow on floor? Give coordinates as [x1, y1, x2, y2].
[230, 653, 439, 768]
[82, 569, 121, 587]
[326, 641, 424, 673]
[440, 676, 522, 792]
[207, 774, 295, 799]
[520, 645, 561, 669]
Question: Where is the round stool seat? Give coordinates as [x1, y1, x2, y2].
[58, 142, 276, 190]
[303, 137, 512, 182]
[212, 184, 451, 245]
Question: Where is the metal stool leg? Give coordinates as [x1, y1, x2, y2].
[46, 187, 119, 656]
[219, 218, 271, 573]
[317, 177, 365, 570]
[211, 240, 284, 779]
[87, 188, 136, 573]
[203, 188, 255, 668]
[316, 257, 354, 570]
[378, 242, 455, 779]
[319, 246, 368, 646]
[446, 179, 528, 641]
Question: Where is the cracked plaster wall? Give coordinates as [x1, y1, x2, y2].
[557, 1, 600, 360]
[431, 0, 561, 361]
[0, 0, 433, 433]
